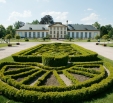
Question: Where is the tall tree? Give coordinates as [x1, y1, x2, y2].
[0, 25, 6, 38]
[92, 22, 101, 30]
[14, 21, 25, 29]
[108, 28, 113, 38]
[105, 24, 112, 32]
[6, 25, 15, 38]
[32, 20, 39, 24]
[40, 15, 54, 24]
[100, 26, 108, 37]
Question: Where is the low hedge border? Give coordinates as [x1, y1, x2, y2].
[34, 71, 51, 86]
[53, 70, 66, 86]
[4, 67, 34, 75]
[10, 68, 39, 79]
[70, 66, 101, 74]
[21, 70, 45, 84]
[63, 70, 79, 84]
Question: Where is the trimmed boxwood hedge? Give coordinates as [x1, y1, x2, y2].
[12, 43, 98, 62]
[0, 57, 112, 103]
[42, 53, 68, 67]
[0, 61, 113, 103]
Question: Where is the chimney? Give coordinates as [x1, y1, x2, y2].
[66, 20, 68, 26]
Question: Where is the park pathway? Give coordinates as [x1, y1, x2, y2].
[0, 41, 113, 61]
[74, 42, 113, 60]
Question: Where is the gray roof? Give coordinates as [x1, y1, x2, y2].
[67, 24, 98, 31]
[17, 24, 49, 30]
[17, 23, 98, 31]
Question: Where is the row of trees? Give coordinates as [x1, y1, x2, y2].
[0, 19, 40, 38]
[0, 15, 113, 40]
[0, 15, 54, 39]
[92, 22, 113, 38]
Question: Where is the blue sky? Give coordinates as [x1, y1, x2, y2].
[0, 0, 113, 28]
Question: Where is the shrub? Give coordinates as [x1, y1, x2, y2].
[25, 38, 29, 41]
[42, 53, 68, 67]
[87, 39, 90, 42]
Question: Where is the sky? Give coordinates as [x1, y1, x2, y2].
[0, 0, 113, 28]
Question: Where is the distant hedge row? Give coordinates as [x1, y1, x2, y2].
[12, 43, 98, 62]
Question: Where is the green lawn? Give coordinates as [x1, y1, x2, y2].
[0, 95, 22, 103]
[0, 55, 113, 103]
[63, 39, 108, 42]
[0, 38, 50, 48]
[0, 56, 14, 62]
[0, 43, 16, 48]
[98, 43, 113, 47]
[107, 43, 113, 47]
[10, 38, 51, 42]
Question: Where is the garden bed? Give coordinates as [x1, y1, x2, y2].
[71, 73, 90, 82]
[41, 74, 59, 86]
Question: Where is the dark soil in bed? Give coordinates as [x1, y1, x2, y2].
[71, 73, 90, 82]
[41, 74, 59, 86]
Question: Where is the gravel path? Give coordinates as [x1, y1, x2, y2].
[74, 42, 113, 60]
[103, 66, 110, 76]
[59, 74, 72, 86]
[30, 76, 41, 86]
[0, 42, 47, 60]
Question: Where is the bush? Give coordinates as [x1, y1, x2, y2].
[42, 53, 68, 67]
[25, 38, 29, 41]
[87, 39, 90, 42]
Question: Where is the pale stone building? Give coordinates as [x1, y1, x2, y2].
[16, 22, 100, 39]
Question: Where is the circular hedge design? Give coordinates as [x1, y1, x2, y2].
[42, 52, 68, 67]
[0, 43, 113, 103]
[0, 61, 113, 103]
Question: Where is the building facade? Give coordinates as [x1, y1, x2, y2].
[16, 22, 100, 39]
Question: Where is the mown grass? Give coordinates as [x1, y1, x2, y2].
[0, 95, 22, 103]
[0, 43, 16, 48]
[0, 55, 113, 103]
[63, 39, 107, 42]
[10, 38, 50, 42]
[0, 56, 14, 62]
[107, 43, 113, 47]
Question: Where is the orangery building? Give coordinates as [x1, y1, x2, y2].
[16, 22, 100, 39]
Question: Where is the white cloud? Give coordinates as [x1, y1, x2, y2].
[87, 8, 93, 11]
[41, 11, 71, 23]
[8, 10, 32, 21]
[81, 13, 99, 24]
[0, 0, 6, 3]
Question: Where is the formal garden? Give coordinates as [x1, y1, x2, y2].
[0, 43, 113, 103]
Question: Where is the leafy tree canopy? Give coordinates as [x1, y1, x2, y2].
[105, 24, 112, 32]
[0, 25, 6, 38]
[40, 15, 54, 24]
[102, 34, 109, 40]
[6, 25, 15, 38]
[14, 21, 25, 29]
[32, 20, 39, 24]
[92, 22, 101, 30]
[108, 28, 113, 38]
[95, 35, 100, 40]
[100, 26, 108, 37]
